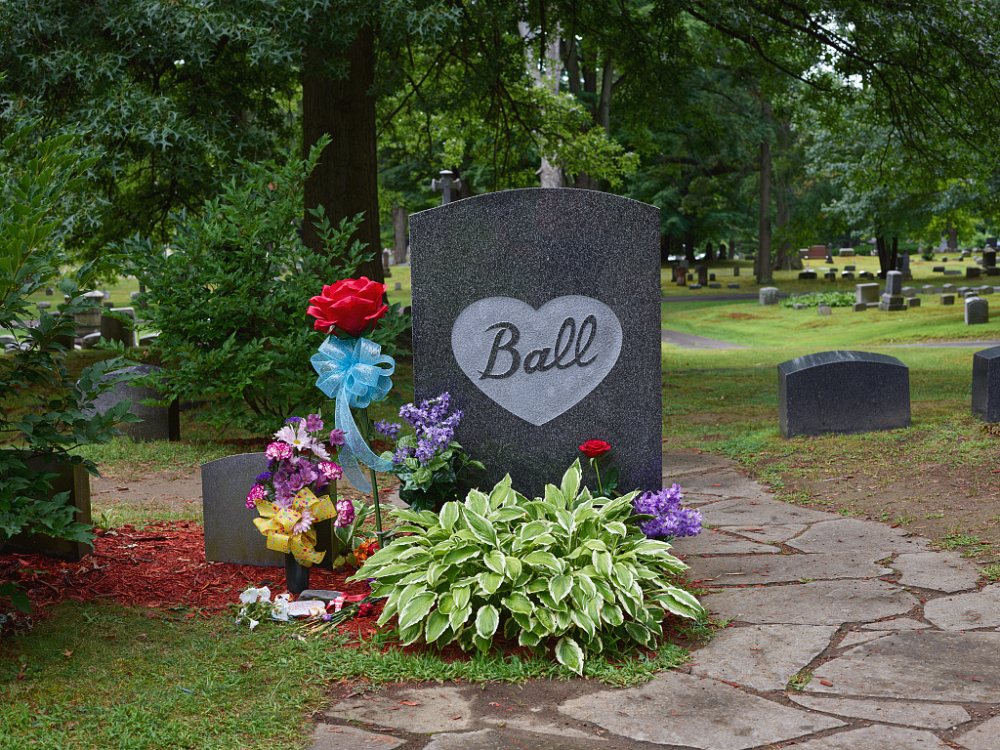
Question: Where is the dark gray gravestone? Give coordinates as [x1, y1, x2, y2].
[972, 346, 1000, 423]
[778, 351, 910, 438]
[965, 297, 989, 325]
[3, 456, 91, 561]
[99, 311, 135, 348]
[202, 453, 338, 568]
[88, 365, 180, 441]
[409, 188, 661, 496]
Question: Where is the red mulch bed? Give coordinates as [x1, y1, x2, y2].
[0, 521, 377, 631]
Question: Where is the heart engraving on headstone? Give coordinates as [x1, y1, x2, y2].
[451, 295, 623, 425]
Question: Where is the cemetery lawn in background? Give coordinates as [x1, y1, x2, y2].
[663, 302, 999, 566]
[0, 602, 689, 750]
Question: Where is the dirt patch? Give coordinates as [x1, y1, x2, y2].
[727, 312, 760, 320]
[769, 460, 1000, 563]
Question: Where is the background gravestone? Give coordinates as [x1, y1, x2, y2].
[88, 364, 180, 442]
[409, 188, 661, 496]
[972, 346, 1000, 423]
[965, 297, 989, 325]
[3, 456, 91, 561]
[778, 351, 910, 438]
[202, 453, 338, 568]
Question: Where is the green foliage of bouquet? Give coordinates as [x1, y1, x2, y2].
[125, 138, 409, 431]
[352, 461, 705, 673]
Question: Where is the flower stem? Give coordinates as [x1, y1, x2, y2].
[361, 406, 386, 546]
[591, 457, 605, 497]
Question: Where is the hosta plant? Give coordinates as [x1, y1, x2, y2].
[350, 461, 705, 673]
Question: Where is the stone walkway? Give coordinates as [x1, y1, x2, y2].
[308, 451, 999, 750]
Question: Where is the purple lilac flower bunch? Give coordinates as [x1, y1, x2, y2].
[245, 413, 343, 509]
[392, 392, 463, 466]
[632, 484, 702, 539]
[374, 420, 401, 439]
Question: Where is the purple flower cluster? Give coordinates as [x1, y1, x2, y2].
[246, 413, 343, 509]
[393, 392, 463, 466]
[633, 484, 702, 539]
[375, 420, 401, 439]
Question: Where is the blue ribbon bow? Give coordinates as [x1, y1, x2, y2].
[310, 336, 395, 493]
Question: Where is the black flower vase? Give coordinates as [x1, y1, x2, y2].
[285, 553, 310, 595]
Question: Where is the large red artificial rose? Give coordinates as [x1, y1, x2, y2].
[579, 439, 612, 458]
[307, 277, 388, 337]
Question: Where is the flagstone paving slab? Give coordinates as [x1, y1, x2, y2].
[697, 497, 837, 527]
[671, 529, 780, 555]
[810, 631, 1000, 702]
[309, 724, 405, 750]
[422, 728, 608, 750]
[860, 617, 929, 630]
[558, 671, 845, 750]
[693, 552, 890, 585]
[893, 551, 980, 593]
[480, 716, 604, 741]
[720, 523, 808, 543]
[703, 579, 918, 625]
[837, 630, 885, 649]
[776, 725, 953, 749]
[787, 694, 971, 729]
[325, 686, 475, 733]
[663, 451, 735, 478]
[923, 584, 1000, 630]
[687, 624, 837, 690]
[785, 518, 929, 558]
[670, 469, 771, 501]
[955, 715, 1000, 750]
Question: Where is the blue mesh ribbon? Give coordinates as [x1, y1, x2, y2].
[310, 336, 395, 493]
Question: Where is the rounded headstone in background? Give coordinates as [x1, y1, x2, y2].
[778, 351, 910, 438]
[759, 287, 779, 305]
[86, 364, 180, 441]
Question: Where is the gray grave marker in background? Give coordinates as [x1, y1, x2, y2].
[202, 453, 339, 568]
[409, 188, 661, 496]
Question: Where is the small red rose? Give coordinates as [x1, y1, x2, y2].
[579, 439, 612, 458]
[307, 277, 388, 337]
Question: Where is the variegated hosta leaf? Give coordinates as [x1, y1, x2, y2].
[360, 464, 703, 672]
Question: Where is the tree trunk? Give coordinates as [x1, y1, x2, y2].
[302, 25, 383, 283]
[947, 225, 958, 251]
[704, 242, 715, 262]
[684, 229, 696, 265]
[757, 100, 774, 284]
[520, 23, 564, 188]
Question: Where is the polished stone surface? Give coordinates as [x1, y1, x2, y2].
[409, 189, 661, 496]
[778, 351, 910, 437]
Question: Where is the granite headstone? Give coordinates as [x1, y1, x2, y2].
[778, 351, 910, 438]
[965, 297, 989, 325]
[409, 188, 661, 496]
[972, 346, 1000, 423]
[88, 364, 180, 441]
[759, 287, 779, 305]
[3, 456, 91, 561]
[201, 453, 341, 568]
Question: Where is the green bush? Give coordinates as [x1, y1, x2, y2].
[1, 119, 132, 553]
[782, 291, 856, 309]
[353, 461, 704, 673]
[126, 140, 409, 431]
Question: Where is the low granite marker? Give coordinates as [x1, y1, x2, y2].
[972, 346, 1000, 423]
[778, 351, 910, 438]
[409, 188, 661, 495]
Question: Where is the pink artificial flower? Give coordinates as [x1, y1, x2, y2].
[265, 441, 293, 461]
[319, 461, 344, 480]
[246, 483, 268, 508]
[305, 413, 324, 432]
[328, 428, 346, 447]
[292, 507, 315, 535]
[334, 497, 355, 528]
[273, 422, 311, 451]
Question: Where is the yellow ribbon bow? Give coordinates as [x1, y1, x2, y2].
[253, 487, 337, 567]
